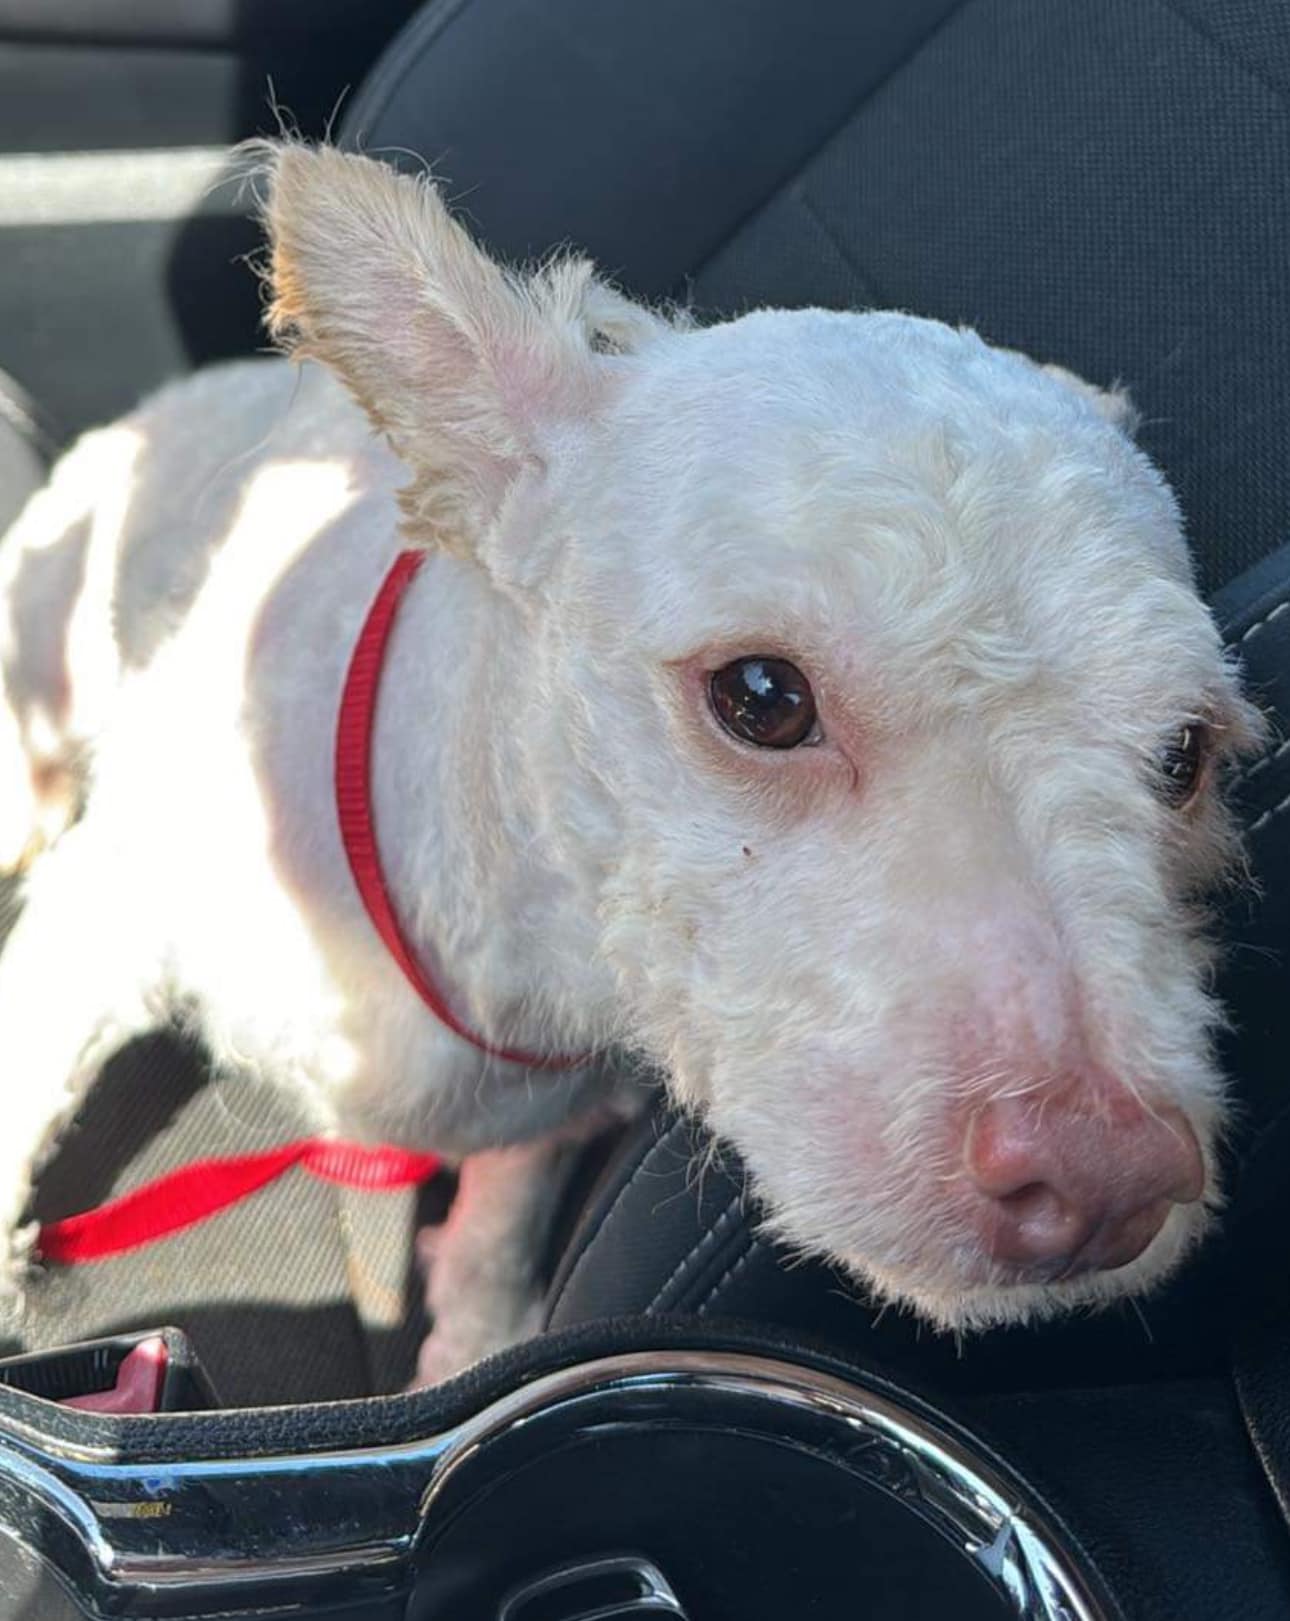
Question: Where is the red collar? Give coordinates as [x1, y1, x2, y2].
[336, 549, 587, 1071]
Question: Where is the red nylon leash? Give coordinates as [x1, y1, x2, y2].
[38, 1140, 443, 1265]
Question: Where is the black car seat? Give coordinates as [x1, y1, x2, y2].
[0, 369, 49, 536]
[5, 0, 1290, 1483]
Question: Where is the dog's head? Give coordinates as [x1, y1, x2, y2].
[261, 143, 1262, 1332]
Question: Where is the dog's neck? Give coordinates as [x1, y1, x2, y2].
[365, 549, 621, 1061]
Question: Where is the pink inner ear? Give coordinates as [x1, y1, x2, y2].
[490, 331, 609, 447]
[270, 146, 617, 548]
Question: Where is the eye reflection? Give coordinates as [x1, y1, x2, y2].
[709, 657, 817, 749]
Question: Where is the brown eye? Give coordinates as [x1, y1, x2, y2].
[1156, 723, 1208, 808]
[709, 656, 817, 749]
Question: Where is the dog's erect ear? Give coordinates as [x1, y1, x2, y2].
[1039, 362, 1140, 435]
[996, 343, 1139, 435]
[252, 141, 667, 555]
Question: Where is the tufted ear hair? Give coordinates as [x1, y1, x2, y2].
[1038, 361, 1140, 435]
[250, 140, 671, 556]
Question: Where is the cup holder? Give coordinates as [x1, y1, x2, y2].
[409, 1351, 1112, 1619]
[0, 1343, 1115, 1620]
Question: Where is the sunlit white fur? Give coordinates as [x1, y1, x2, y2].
[0, 143, 1260, 1377]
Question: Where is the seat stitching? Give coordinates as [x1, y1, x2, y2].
[1151, 0, 1290, 107]
[1248, 788, 1290, 838]
[685, 0, 977, 288]
[1214, 587, 1290, 814]
[1237, 597, 1290, 647]
[696, 1235, 764, 1315]
[545, 1114, 689, 1317]
[647, 1192, 744, 1312]
[1233, 735, 1290, 788]
[791, 185, 892, 306]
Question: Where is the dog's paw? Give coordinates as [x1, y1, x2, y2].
[407, 1220, 546, 1389]
[409, 1292, 545, 1390]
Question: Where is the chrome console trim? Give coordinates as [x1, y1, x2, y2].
[0, 1350, 1111, 1619]
[423, 1351, 1109, 1621]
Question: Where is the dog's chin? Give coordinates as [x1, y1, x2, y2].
[845, 1201, 1212, 1335]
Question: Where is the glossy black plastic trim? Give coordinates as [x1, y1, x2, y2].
[0, 1349, 1112, 1618]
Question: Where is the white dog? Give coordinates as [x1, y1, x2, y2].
[0, 142, 1260, 1384]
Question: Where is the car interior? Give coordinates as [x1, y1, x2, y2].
[0, 1, 1289, 1617]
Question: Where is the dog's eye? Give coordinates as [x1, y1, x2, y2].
[1156, 723, 1208, 808]
[709, 657, 817, 749]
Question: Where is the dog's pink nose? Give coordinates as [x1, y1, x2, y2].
[964, 1091, 1204, 1276]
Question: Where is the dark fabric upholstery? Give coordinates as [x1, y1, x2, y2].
[345, 0, 1290, 600]
[342, 0, 964, 298]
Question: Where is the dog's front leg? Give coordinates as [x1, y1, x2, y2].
[0, 821, 160, 1325]
[411, 1130, 593, 1387]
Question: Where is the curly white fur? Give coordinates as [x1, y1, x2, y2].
[0, 143, 1260, 1376]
